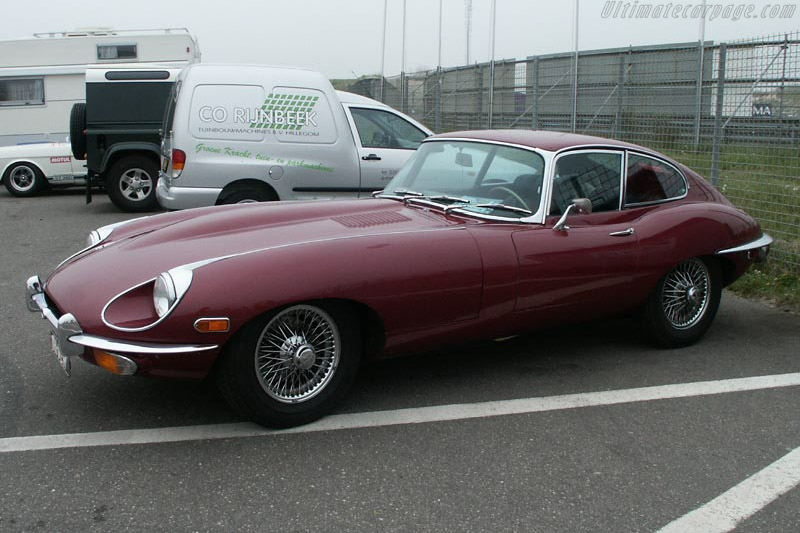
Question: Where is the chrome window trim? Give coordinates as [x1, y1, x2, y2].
[622, 150, 690, 208]
[418, 137, 555, 224]
[545, 148, 626, 218]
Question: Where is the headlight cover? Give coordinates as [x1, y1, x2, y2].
[86, 217, 147, 247]
[153, 274, 177, 317]
[152, 268, 193, 319]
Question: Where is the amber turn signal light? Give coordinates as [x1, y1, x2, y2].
[92, 349, 138, 376]
[194, 318, 230, 333]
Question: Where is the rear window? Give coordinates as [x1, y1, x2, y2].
[625, 154, 687, 206]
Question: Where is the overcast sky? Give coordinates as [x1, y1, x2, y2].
[1, 0, 797, 77]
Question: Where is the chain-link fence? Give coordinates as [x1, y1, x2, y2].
[345, 32, 800, 271]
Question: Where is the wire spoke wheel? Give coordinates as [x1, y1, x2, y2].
[661, 258, 711, 330]
[254, 305, 341, 404]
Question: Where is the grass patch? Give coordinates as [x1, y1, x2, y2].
[728, 263, 800, 314]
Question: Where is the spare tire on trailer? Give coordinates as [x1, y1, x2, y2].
[69, 103, 87, 160]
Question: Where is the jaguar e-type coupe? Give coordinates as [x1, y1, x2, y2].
[26, 130, 772, 427]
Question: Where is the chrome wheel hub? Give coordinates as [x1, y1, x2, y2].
[119, 168, 153, 201]
[255, 305, 340, 403]
[662, 258, 710, 330]
[10, 166, 35, 191]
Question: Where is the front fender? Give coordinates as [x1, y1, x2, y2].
[100, 143, 160, 173]
[176, 227, 484, 346]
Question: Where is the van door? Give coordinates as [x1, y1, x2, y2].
[343, 105, 428, 195]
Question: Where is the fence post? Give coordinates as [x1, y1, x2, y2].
[435, 67, 443, 132]
[711, 43, 726, 187]
[477, 64, 484, 129]
[488, 60, 496, 128]
[401, 72, 407, 113]
[693, 40, 705, 145]
[531, 56, 539, 130]
[614, 53, 625, 137]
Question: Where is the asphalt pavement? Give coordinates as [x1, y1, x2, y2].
[1, 189, 798, 532]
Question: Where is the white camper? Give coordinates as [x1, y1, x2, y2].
[0, 28, 199, 147]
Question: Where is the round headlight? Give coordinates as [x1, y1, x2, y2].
[153, 273, 177, 317]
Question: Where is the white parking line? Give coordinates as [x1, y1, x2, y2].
[1, 372, 799, 454]
[656, 446, 800, 533]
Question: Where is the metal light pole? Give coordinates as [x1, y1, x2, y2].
[438, 0, 443, 69]
[401, 0, 407, 112]
[379, 0, 388, 102]
[572, 0, 579, 132]
[465, 0, 472, 64]
[488, 0, 497, 128]
[693, 0, 707, 145]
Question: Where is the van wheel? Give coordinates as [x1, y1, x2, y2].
[3, 163, 48, 197]
[218, 185, 277, 205]
[106, 155, 160, 212]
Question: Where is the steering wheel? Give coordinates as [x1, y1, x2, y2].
[487, 186, 531, 211]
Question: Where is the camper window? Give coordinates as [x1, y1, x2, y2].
[97, 44, 138, 61]
[0, 78, 44, 106]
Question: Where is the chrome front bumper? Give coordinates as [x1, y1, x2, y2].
[26, 275, 218, 375]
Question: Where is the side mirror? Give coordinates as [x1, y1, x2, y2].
[553, 198, 592, 232]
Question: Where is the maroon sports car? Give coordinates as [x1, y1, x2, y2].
[27, 130, 772, 427]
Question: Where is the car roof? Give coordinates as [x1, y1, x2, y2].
[428, 129, 655, 153]
[335, 90, 389, 107]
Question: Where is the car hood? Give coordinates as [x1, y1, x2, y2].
[46, 199, 460, 310]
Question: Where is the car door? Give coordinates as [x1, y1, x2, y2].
[511, 149, 643, 321]
[343, 105, 429, 195]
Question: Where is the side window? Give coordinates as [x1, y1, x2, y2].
[625, 154, 687, 206]
[97, 44, 137, 61]
[350, 108, 427, 150]
[550, 152, 622, 216]
[0, 77, 44, 106]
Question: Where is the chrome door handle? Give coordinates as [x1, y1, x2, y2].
[362, 154, 382, 161]
[609, 228, 635, 237]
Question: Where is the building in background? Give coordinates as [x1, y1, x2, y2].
[0, 28, 200, 147]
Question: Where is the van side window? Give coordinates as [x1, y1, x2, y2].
[625, 154, 687, 206]
[350, 108, 427, 150]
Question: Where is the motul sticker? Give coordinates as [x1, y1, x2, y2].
[50, 156, 71, 164]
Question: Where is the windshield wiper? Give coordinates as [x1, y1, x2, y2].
[445, 203, 533, 216]
[403, 194, 471, 206]
[373, 189, 425, 200]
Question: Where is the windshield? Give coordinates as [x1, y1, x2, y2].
[382, 141, 545, 219]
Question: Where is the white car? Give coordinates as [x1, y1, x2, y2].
[0, 142, 86, 197]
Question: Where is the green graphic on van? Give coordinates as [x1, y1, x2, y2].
[248, 93, 319, 130]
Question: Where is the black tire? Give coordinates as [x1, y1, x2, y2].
[106, 155, 160, 212]
[641, 257, 722, 348]
[3, 162, 47, 197]
[217, 302, 362, 428]
[69, 103, 87, 160]
[217, 185, 277, 205]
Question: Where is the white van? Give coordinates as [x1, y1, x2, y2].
[157, 64, 432, 209]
